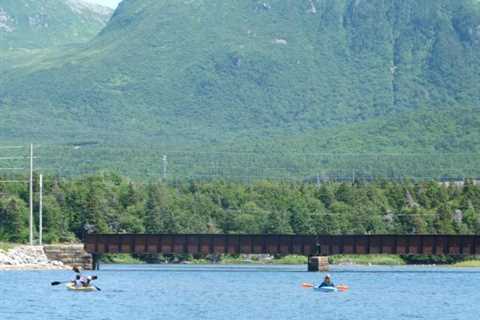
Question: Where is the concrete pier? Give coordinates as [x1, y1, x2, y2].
[44, 244, 93, 270]
[308, 256, 329, 272]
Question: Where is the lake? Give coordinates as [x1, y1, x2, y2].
[1, 265, 479, 320]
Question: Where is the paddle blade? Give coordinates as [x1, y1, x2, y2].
[336, 284, 349, 292]
[302, 282, 314, 288]
[51, 281, 63, 286]
[93, 285, 101, 291]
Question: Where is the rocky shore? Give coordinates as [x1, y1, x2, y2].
[0, 245, 68, 271]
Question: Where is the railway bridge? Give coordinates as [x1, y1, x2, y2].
[85, 234, 480, 271]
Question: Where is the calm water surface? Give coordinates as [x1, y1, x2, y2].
[1, 265, 479, 320]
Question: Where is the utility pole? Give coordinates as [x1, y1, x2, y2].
[162, 155, 168, 180]
[29, 144, 34, 245]
[39, 174, 43, 246]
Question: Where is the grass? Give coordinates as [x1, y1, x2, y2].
[269, 255, 308, 265]
[177, 255, 309, 265]
[220, 255, 307, 265]
[0, 242, 17, 251]
[452, 260, 480, 268]
[100, 254, 144, 264]
[329, 255, 406, 266]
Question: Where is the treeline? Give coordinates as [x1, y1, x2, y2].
[0, 173, 479, 243]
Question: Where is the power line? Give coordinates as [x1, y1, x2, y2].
[30, 143, 480, 157]
[0, 156, 28, 160]
[0, 180, 29, 184]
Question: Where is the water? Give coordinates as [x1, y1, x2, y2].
[1, 265, 479, 320]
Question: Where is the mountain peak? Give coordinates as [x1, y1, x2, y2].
[65, 0, 113, 18]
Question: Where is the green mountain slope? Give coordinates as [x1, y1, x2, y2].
[0, 0, 112, 72]
[1, 0, 480, 178]
[0, 0, 112, 49]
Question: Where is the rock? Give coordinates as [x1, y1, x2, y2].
[0, 245, 65, 270]
[273, 39, 287, 45]
[50, 260, 64, 266]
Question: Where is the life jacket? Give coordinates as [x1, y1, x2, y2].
[74, 279, 83, 288]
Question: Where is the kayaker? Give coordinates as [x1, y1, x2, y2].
[72, 271, 98, 288]
[318, 274, 335, 288]
[72, 275, 83, 288]
[83, 275, 98, 287]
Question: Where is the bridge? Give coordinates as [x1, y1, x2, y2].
[85, 234, 480, 270]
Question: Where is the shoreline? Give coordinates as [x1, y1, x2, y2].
[2, 261, 479, 271]
[99, 253, 480, 268]
[0, 264, 70, 271]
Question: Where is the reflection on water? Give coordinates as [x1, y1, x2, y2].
[1, 265, 479, 320]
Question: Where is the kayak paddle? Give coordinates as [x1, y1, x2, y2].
[336, 285, 349, 292]
[91, 285, 102, 291]
[51, 281, 71, 286]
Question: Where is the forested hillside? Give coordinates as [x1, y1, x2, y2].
[1, 0, 480, 178]
[1, 174, 479, 243]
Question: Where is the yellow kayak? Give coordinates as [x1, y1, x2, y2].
[66, 283, 97, 292]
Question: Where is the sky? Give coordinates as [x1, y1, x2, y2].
[83, 0, 122, 9]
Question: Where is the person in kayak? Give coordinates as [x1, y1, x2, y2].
[72, 275, 84, 288]
[318, 274, 335, 288]
[72, 274, 98, 288]
[82, 275, 98, 287]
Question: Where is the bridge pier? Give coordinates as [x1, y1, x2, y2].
[308, 256, 329, 272]
[92, 254, 100, 271]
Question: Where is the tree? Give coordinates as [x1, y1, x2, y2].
[316, 185, 335, 208]
[0, 197, 28, 242]
[263, 211, 293, 234]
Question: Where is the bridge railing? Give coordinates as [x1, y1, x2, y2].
[85, 234, 480, 256]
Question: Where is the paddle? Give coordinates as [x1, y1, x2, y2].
[301, 282, 349, 292]
[91, 285, 102, 291]
[51, 281, 72, 286]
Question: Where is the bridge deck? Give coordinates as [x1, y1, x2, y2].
[85, 234, 480, 256]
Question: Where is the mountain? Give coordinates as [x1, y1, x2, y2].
[0, 0, 112, 49]
[1, 0, 480, 179]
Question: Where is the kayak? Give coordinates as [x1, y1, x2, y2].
[66, 283, 97, 292]
[314, 286, 338, 293]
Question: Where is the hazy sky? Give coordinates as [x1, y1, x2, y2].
[83, 0, 122, 8]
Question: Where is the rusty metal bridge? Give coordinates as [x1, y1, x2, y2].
[85, 234, 480, 257]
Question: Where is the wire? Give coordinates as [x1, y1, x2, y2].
[0, 157, 27, 160]
[0, 180, 29, 184]
[30, 144, 480, 156]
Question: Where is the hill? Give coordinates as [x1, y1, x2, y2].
[1, 0, 480, 179]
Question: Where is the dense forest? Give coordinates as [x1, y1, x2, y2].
[0, 173, 479, 243]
